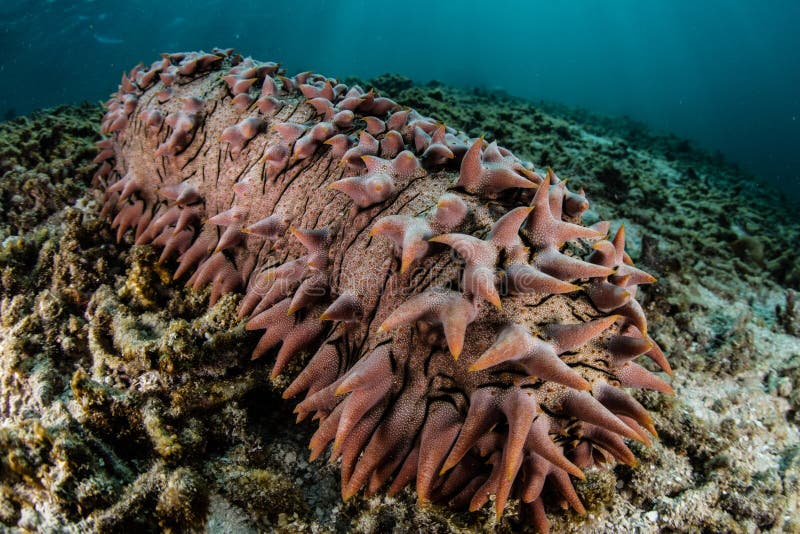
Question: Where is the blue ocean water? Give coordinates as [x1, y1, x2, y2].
[1, 0, 798, 204]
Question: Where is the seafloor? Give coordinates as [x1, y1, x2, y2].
[0, 76, 798, 534]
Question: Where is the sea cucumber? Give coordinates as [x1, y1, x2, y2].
[94, 48, 672, 531]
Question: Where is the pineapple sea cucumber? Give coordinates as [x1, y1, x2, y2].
[94, 48, 673, 532]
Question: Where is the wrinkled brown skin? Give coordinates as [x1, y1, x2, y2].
[96, 50, 672, 532]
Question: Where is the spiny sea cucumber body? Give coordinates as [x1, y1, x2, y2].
[95, 49, 672, 532]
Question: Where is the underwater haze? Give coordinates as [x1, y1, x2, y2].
[1, 0, 798, 203]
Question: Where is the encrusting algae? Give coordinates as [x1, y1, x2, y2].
[0, 50, 798, 533]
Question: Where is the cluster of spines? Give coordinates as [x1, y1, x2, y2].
[295, 172, 671, 530]
[94, 50, 671, 533]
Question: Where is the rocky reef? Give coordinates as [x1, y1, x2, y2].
[0, 64, 798, 533]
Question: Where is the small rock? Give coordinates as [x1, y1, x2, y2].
[645, 510, 659, 523]
[777, 376, 792, 398]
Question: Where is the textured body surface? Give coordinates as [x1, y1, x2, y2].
[92, 50, 673, 529]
